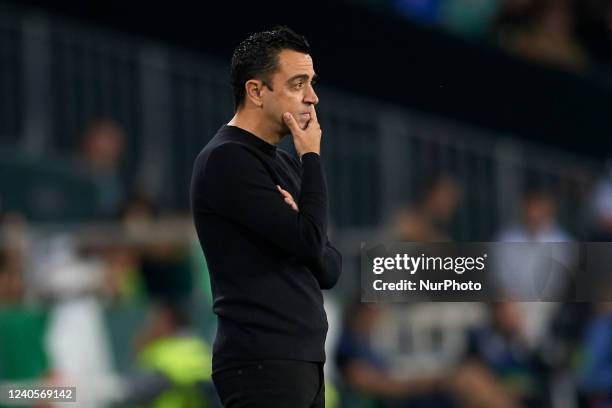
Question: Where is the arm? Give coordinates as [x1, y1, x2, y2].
[307, 240, 341, 290]
[200, 144, 327, 261]
[277, 185, 341, 289]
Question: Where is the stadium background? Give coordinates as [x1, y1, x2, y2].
[1, 0, 612, 406]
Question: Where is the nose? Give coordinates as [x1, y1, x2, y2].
[304, 83, 319, 105]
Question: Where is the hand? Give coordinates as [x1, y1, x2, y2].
[283, 105, 321, 158]
[277, 185, 298, 212]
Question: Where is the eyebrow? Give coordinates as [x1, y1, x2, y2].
[287, 74, 318, 83]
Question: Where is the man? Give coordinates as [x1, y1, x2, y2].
[190, 26, 342, 407]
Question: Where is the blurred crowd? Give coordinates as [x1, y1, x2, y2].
[389, 0, 612, 73]
[0, 119, 219, 407]
[2, 119, 612, 407]
[333, 173, 612, 407]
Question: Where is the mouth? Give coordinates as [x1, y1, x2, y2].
[299, 113, 311, 120]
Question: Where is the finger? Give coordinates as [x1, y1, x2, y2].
[283, 197, 298, 212]
[283, 112, 301, 135]
[278, 185, 292, 199]
[282, 194, 295, 204]
[278, 188, 291, 198]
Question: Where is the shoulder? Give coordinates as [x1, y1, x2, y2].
[197, 141, 260, 170]
[199, 142, 275, 189]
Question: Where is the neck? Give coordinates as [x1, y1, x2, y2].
[227, 107, 284, 146]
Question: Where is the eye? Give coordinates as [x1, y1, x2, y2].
[295, 81, 304, 89]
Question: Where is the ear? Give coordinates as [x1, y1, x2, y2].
[245, 79, 264, 107]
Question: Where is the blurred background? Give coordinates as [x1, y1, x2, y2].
[2, 0, 612, 406]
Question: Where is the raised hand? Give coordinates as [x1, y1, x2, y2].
[283, 105, 321, 158]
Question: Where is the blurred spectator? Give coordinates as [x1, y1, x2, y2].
[589, 161, 612, 241]
[493, 187, 584, 406]
[579, 302, 612, 406]
[135, 211, 195, 303]
[122, 300, 215, 407]
[495, 0, 589, 71]
[494, 186, 571, 346]
[100, 192, 155, 303]
[0, 213, 51, 391]
[25, 228, 117, 406]
[458, 302, 549, 407]
[140, 233, 195, 303]
[101, 192, 197, 304]
[496, 185, 571, 243]
[392, 174, 462, 242]
[335, 299, 451, 407]
[124, 193, 195, 302]
[78, 119, 127, 219]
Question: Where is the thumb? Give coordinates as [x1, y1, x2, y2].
[283, 112, 300, 135]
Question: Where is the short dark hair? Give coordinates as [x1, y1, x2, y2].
[231, 26, 310, 110]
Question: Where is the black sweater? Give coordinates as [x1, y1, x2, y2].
[190, 124, 342, 373]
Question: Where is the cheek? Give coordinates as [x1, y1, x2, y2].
[264, 91, 301, 118]
[280, 90, 303, 108]
[262, 98, 281, 118]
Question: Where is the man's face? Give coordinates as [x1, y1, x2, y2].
[523, 195, 554, 232]
[261, 49, 319, 132]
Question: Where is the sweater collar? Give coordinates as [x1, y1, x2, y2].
[224, 125, 277, 157]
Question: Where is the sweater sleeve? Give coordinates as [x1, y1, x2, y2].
[201, 143, 327, 261]
[306, 240, 342, 290]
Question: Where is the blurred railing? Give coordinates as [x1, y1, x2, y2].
[0, 5, 603, 243]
